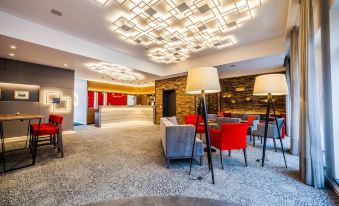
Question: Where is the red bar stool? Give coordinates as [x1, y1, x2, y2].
[30, 114, 64, 164]
[29, 114, 56, 148]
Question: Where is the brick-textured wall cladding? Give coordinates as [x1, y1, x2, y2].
[155, 75, 195, 124]
[220, 74, 286, 114]
[155, 73, 286, 124]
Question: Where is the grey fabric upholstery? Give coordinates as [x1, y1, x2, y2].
[160, 118, 204, 168]
[167, 116, 178, 125]
[248, 120, 260, 135]
[216, 117, 241, 129]
[230, 113, 261, 120]
[207, 114, 217, 121]
[247, 115, 261, 138]
[254, 118, 284, 139]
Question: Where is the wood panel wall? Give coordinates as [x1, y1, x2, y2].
[87, 81, 154, 94]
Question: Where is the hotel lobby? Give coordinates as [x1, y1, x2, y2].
[0, 0, 339, 205]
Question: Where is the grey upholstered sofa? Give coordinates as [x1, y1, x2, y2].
[160, 117, 204, 168]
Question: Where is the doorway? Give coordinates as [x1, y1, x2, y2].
[162, 90, 176, 117]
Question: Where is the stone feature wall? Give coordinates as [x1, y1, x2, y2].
[155, 73, 286, 125]
[220, 74, 286, 114]
[155, 75, 195, 124]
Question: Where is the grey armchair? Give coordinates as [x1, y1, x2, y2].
[252, 118, 285, 151]
[207, 114, 217, 121]
[216, 117, 241, 129]
[246, 115, 261, 142]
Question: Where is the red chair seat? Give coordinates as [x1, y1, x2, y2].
[30, 123, 55, 128]
[31, 125, 59, 136]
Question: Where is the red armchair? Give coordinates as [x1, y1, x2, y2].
[210, 123, 248, 169]
[184, 115, 205, 138]
[247, 115, 257, 126]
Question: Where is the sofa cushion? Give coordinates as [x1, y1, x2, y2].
[167, 116, 178, 125]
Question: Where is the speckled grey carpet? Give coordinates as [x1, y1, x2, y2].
[0, 124, 337, 206]
[86, 196, 240, 206]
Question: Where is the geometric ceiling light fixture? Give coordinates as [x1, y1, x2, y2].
[92, 0, 111, 6]
[87, 63, 145, 81]
[109, 0, 262, 64]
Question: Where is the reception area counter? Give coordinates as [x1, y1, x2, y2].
[95, 106, 154, 127]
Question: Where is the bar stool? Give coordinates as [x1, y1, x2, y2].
[30, 115, 64, 164]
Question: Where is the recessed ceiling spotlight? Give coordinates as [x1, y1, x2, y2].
[64, 63, 68, 67]
[10, 45, 16, 49]
[51, 9, 63, 16]
[9, 53, 15, 57]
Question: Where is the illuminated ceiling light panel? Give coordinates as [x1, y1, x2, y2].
[109, 0, 262, 64]
[92, 0, 110, 6]
[88, 63, 145, 81]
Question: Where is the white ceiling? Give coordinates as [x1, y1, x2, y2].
[0, 0, 289, 60]
[217, 53, 286, 78]
[0, 0, 295, 81]
[0, 34, 159, 86]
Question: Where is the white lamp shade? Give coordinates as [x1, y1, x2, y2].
[186, 67, 221, 94]
[253, 74, 288, 96]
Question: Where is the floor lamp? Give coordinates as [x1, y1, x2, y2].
[186, 67, 221, 184]
[253, 74, 288, 168]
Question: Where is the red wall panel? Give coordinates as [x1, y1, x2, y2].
[88, 91, 94, 108]
[98, 92, 104, 106]
[107, 93, 127, 105]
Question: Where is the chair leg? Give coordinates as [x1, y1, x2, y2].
[243, 148, 248, 167]
[166, 158, 170, 168]
[253, 136, 256, 147]
[228, 150, 231, 157]
[200, 156, 203, 166]
[32, 135, 38, 164]
[249, 134, 252, 142]
[273, 138, 277, 152]
[53, 134, 57, 147]
[260, 136, 263, 144]
[57, 132, 64, 158]
[220, 150, 224, 170]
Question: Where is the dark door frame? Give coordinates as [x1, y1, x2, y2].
[162, 89, 176, 117]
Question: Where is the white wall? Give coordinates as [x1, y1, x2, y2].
[330, 0, 339, 179]
[74, 79, 88, 124]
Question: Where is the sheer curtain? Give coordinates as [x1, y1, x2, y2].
[298, 0, 324, 188]
[288, 27, 300, 156]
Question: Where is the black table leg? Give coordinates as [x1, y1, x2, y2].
[32, 118, 41, 165]
[25, 119, 31, 149]
[1, 121, 5, 172]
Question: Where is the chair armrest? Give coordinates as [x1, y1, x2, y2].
[166, 125, 202, 157]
